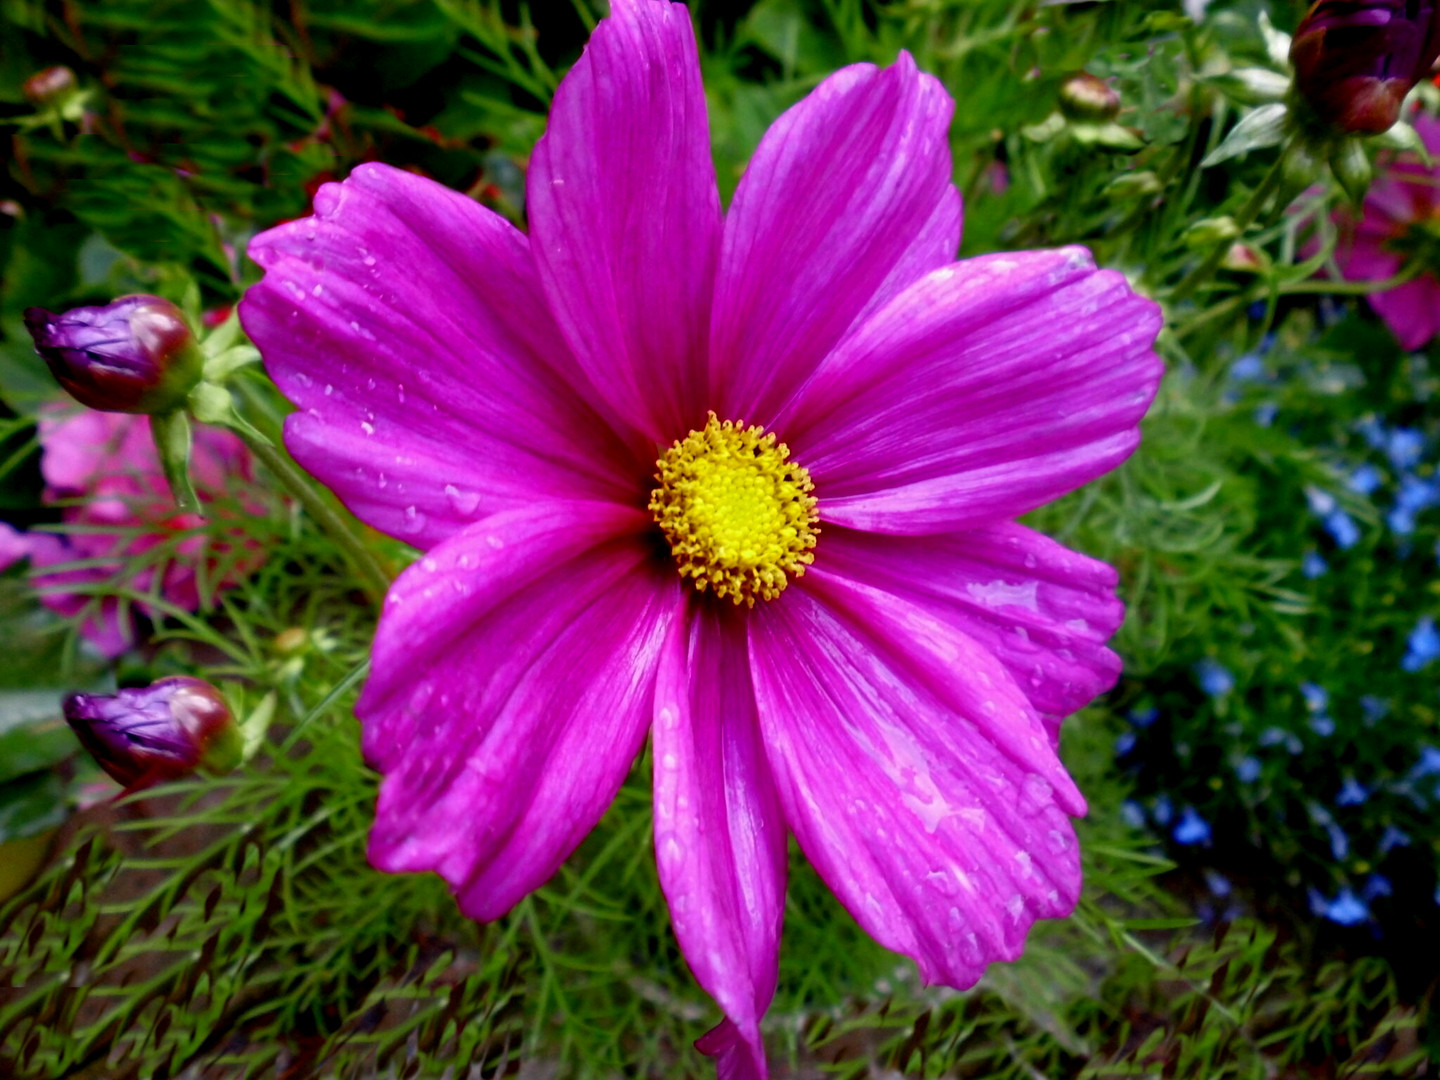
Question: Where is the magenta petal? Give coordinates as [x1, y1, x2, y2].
[817, 524, 1124, 742]
[360, 500, 680, 920]
[783, 247, 1163, 534]
[749, 570, 1083, 987]
[710, 54, 959, 425]
[654, 607, 786, 1080]
[242, 163, 641, 551]
[1368, 273, 1440, 350]
[528, 0, 721, 441]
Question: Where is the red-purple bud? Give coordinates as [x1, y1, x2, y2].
[1291, 0, 1440, 134]
[22, 66, 77, 108]
[24, 296, 204, 415]
[62, 677, 242, 789]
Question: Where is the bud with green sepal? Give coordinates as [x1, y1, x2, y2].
[62, 677, 243, 791]
[24, 295, 208, 513]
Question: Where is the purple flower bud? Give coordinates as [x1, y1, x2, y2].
[1058, 72, 1122, 123]
[62, 676, 242, 789]
[1291, 0, 1440, 134]
[23, 295, 204, 415]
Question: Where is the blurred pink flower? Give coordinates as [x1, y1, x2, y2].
[0, 409, 261, 656]
[1333, 112, 1440, 349]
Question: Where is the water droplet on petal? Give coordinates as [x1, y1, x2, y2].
[402, 505, 426, 534]
[444, 484, 480, 516]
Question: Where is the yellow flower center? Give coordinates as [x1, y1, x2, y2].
[650, 413, 819, 607]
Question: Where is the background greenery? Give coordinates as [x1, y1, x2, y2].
[1, 0, 1437, 1075]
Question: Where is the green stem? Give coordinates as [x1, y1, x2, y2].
[1171, 145, 1292, 304]
[1176, 263, 1424, 339]
[229, 421, 392, 601]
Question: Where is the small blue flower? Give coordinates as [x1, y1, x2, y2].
[1115, 731, 1137, 756]
[1328, 822, 1350, 860]
[1378, 825, 1411, 854]
[1204, 869, 1232, 897]
[1299, 682, 1328, 712]
[1413, 745, 1440, 777]
[1235, 756, 1262, 783]
[1306, 486, 1337, 515]
[1360, 695, 1389, 725]
[1396, 474, 1439, 512]
[1356, 416, 1388, 450]
[1349, 464, 1383, 496]
[1151, 794, 1173, 826]
[1386, 427, 1425, 471]
[1128, 705, 1159, 728]
[1230, 354, 1266, 381]
[1402, 616, 1440, 673]
[1194, 658, 1234, 698]
[1302, 551, 1328, 579]
[1120, 800, 1147, 829]
[1325, 509, 1360, 549]
[1253, 402, 1278, 426]
[1259, 726, 1302, 753]
[1308, 713, 1336, 737]
[1323, 889, 1370, 926]
[1361, 874, 1393, 901]
[1172, 807, 1211, 845]
[1336, 778, 1368, 806]
[1388, 506, 1416, 536]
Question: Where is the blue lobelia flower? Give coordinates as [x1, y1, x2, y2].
[1325, 509, 1360, 548]
[1402, 617, 1440, 672]
[1385, 427, 1425, 471]
[1195, 658, 1234, 698]
[1172, 807, 1211, 845]
[1336, 778, 1368, 806]
[1349, 463, 1383, 496]
[1321, 888, 1369, 926]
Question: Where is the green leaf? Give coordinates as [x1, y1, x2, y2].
[0, 713, 78, 785]
[151, 408, 200, 514]
[1201, 103, 1288, 166]
[0, 770, 68, 843]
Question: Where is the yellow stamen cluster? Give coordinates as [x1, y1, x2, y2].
[650, 413, 819, 606]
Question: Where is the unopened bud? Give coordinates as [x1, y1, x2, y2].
[1183, 216, 1242, 249]
[24, 295, 203, 415]
[22, 66, 77, 108]
[1059, 73, 1122, 123]
[273, 627, 310, 655]
[1291, 0, 1440, 134]
[1222, 243, 1266, 272]
[63, 677, 242, 789]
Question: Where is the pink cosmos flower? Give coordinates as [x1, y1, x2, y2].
[240, 2, 1162, 1075]
[0, 409, 259, 656]
[1332, 112, 1440, 349]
